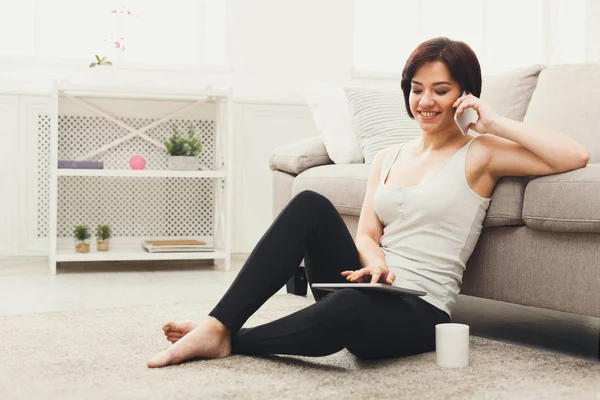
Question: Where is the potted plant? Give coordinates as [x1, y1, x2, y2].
[96, 224, 112, 251]
[164, 125, 204, 170]
[73, 225, 91, 253]
[89, 55, 113, 68]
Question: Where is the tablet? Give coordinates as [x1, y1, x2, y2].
[311, 283, 427, 297]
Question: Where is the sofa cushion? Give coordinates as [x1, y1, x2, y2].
[269, 136, 332, 175]
[272, 170, 295, 219]
[484, 177, 529, 227]
[523, 64, 600, 163]
[523, 165, 600, 233]
[292, 164, 370, 216]
[481, 65, 545, 122]
[344, 87, 420, 164]
[305, 83, 364, 164]
[292, 164, 528, 228]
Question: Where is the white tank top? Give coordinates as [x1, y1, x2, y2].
[373, 138, 492, 316]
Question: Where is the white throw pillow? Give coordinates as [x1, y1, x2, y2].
[344, 87, 421, 164]
[304, 83, 364, 164]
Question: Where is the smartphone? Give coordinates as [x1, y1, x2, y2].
[454, 91, 479, 135]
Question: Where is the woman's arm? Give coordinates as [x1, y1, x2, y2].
[355, 235, 386, 270]
[456, 95, 590, 178]
[486, 117, 589, 176]
[355, 150, 387, 269]
[341, 149, 396, 284]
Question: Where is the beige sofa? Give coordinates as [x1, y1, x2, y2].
[269, 64, 600, 318]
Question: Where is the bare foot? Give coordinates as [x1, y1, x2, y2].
[162, 320, 200, 343]
[148, 316, 231, 368]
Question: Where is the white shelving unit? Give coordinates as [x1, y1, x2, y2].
[47, 84, 234, 274]
[57, 169, 227, 178]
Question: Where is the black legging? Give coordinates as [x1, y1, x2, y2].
[209, 190, 450, 360]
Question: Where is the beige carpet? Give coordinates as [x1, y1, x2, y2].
[1, 295, 598, 400]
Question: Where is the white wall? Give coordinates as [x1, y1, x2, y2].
[0, 96, 20, 254]
[0, 0, 399, 101]
[586, 0, 600, 62]
[1, 0, 600, 257]
[230, 0, 354, 102]
[3, 0, 600, 100]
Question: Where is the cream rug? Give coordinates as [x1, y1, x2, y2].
[1, 294, 598, 400]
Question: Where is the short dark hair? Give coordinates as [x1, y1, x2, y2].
[400, 37, 482, 118]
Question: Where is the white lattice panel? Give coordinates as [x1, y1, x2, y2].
[38, 114, 219, 239]
[58, 117, 216, 169]
[56, 177, 215, 238]
[38, 115, 51, 238]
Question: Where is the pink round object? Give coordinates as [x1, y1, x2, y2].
[129, 155, 146, 170]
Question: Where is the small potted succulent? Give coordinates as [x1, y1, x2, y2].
[96, 224, 112, 251]
[73, 225, 91, 253]
[164, 125, 204, 170]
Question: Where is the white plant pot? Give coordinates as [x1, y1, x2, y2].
[168, 156, 200, 171]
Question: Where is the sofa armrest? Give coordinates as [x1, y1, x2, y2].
[523, 164, 600, 233]
[269, 136, 333, 175]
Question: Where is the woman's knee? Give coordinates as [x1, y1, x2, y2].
[290, 190, 335, 212]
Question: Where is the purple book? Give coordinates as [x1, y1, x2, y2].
[58, 160, 104, 169]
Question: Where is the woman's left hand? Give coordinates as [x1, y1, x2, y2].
[453, 94, 500, 134]
[341, 266, 396, 285]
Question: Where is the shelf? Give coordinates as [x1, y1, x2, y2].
[55, 237, 225, 262]
[57, 169, 226, 178]
[57, 84, 229, 101]
[49, 85, 233, 273]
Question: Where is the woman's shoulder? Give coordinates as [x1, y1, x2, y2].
[371, 142, 406, 167]
[381, 141, 412, 157]
[373, 144, 396, 162]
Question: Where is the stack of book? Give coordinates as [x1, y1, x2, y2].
[58, 160, 104, 169]
[142, 239, 214, 253]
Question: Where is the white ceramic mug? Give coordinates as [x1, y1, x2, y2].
[435, 323, 470, 368]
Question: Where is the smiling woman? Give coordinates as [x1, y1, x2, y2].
[400, 38, 482, 120]
[147, 36, 589, 369]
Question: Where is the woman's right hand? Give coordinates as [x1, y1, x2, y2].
[340, 265, 396, 285]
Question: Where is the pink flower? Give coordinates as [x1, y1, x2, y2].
[114, 41, 121, 49]
[111, 9, 117, 13]
[127, 11, 131, 15]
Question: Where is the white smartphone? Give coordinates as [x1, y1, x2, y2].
[454, 90, 479, 135]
